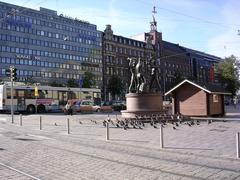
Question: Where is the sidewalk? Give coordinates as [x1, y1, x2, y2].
[0, 113, 240, 179]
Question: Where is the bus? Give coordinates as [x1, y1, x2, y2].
[0, 82, 101, 114]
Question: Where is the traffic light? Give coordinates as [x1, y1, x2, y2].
[11, 67, 17, 81]
[5, 68, 11, 77]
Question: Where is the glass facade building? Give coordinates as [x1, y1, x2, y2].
[0, 1, 102, 87]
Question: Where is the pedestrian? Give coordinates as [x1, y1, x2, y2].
[233, 97, 238, 109]
[65, 101, 71, 115]
[69, 102, 73, 116]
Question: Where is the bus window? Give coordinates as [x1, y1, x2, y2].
[38, 90, 45, 99]
[52, 90, 58, 100]
[86, 96, 92, 100]
[25, 89, 34, 99]
[78, 92, 82, 99]
[44, 90, 52, 99]
[68, 91, 76, 100]
[17, 90, 25, 97]
[6, 88, 16, 99]
[58, 91, 68, 105]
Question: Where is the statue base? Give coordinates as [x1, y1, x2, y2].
[121, 93, 163, 118]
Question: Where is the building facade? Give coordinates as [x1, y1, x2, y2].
[185, 48, 222, 83]
[0, 1, 102, 87]
[102, 25, 154, 101]
[132, 33, 222, 95]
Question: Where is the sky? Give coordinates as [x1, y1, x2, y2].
[1, 0, 240, 58]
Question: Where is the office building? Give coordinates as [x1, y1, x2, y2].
[0, 1, 102, 87]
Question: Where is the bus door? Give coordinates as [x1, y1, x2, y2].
[58, 91, 68, 105]
[16, 89, 25, 111]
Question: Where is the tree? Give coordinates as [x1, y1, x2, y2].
[107, 75, 124, 99]
[24, 76, 35, 86]
[82, 71, 96, 88]
[67, 79, 78, 88]
[217, 55, 240, 96]
[49, 81, 64, 87]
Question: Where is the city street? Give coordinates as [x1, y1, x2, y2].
[0, 107, 240, 180]
[0, 0, 239, 179]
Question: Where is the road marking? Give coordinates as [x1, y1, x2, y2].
[0, 162, 41, 180]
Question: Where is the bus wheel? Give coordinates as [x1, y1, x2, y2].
[27, 105, 36, 114]
[37, 105, 46, 113]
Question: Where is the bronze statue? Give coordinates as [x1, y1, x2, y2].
[135, 58, 146, 93]
[149, 57, 161, 92]
[127, 55, 161, 94]
[128, 57, 137, 93]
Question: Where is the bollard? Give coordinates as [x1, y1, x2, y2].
[106, 122, 109, 141]
[160, 125, 164, 149]
[20, 114, 22, 126]
[237, 132, 240, 159]
[40, 116, 42, 130]
[67, 118, 70, 134]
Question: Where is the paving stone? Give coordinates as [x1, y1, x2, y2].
[0, 113, 240, 179]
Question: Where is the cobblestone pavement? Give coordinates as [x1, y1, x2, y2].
[0, 112, 240, 180]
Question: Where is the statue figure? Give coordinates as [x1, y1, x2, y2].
[149, 57, 161, 92]
[127, 55, 161, 94]
[128, 57, 137, 93]
[135, 58, 146, 93]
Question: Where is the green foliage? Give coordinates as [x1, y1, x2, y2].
[24, 76, 35, 86]
[217, 55, 240, 96]
[49, 82, 64, 87]
[107, 75, 124, 98]
[82, 71, 96, 88]
[67, 79, 78, 88]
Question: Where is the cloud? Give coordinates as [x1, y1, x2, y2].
[159, 0, 209, 10]
[207, 1, 240, 58]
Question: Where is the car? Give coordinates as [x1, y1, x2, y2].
[63, 99, 101, 114]
[100, 102, 113, 112]
[111, 100, 126, 111]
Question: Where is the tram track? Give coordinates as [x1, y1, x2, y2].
[0, 162, 41, 180]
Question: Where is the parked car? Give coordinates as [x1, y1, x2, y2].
[100, 101, 113, 112]
[111, 100, 126, 111]
[63, 99, 100, 114]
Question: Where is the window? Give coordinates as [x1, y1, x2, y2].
[213, 94, 219, 103]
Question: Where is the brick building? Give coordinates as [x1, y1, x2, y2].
[165, 79, 231, 116]
[102, 25, 154, 101]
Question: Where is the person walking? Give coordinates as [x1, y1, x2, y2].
[69, 102, 73, 116]
[233, 97, 238, 109]
[65, 102, 72, 115]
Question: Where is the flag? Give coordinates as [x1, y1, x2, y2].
[79, 78, 83, 88]
[209, 65, 214, 83]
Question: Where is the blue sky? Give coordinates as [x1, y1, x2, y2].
[2, 0, 240, 58]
